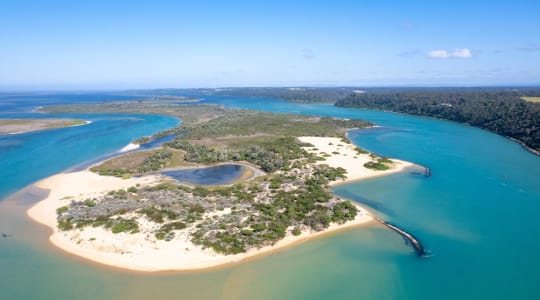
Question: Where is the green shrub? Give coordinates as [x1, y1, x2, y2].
[364, 161, 390, 171]
[56, 206, 69, 215]
[84, 199, 96, 207]
[111, 218, 139, 234]
[58, 219, 73, 231]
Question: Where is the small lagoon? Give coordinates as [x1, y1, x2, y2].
[161, 164, 245, 185]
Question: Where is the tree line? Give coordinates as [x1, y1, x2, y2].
[335, 88, 540, 153]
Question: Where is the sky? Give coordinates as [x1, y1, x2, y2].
[0, 0, 539, 90]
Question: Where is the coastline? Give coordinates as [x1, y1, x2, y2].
[339, 105, 540, 157]
[2, 119, 91, 136]
[26, 170, 374, 272]
[508, 136, 540, 157]
[25, 136, 413, 273]
[298, 136, 415, 186]
[118, 142, 140, 153]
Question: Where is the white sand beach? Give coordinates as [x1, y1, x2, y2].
[27, 170, 373, 272]
[298, 136, 414, 186]
[118, 142, 140, 153]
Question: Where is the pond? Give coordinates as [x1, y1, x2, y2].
[161, 164, 245, 185]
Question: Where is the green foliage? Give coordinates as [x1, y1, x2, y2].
[149, 182, 180, 192]
[210, 87, 358, 104]
[168, 136, 314, 173]
[58, 218, 73, 230]
[111, 218, 139, 234]
[84, 199, 96, 207]
[336, 88, 540, 153]
[140, 206, 178, 223]
[354, 147, 368, 154]
[269, 175, 283, 189]
[340, 137, 351, 144]
[56, 205, 69, 215]
[91, 150, 174, 177]
[364, 161, 391, 170]
[378, 157, 392, 163]
[188, 204, 205, 214]
[155, 221, 187, 241]
[133, 136, 150, 144]
[332, 201, 358, 222]
[192, 186, 210, 197]
[108, 189, 128, 199]
[92, 216, 114, 228]
[138, 151, 172, 173]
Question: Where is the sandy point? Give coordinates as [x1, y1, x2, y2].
[298, 136, 415, 186]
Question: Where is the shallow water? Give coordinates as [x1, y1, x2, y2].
[1, 93, 540, 299]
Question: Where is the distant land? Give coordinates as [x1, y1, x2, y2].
[101, 86, 540, 154]
[0, 118, 88, 135]
[333, 88, 540, 154]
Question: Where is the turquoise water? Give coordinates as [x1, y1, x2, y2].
[0, 113, 179, 199]
[161, 164, 245, 185]
[1, 94, 540, 299]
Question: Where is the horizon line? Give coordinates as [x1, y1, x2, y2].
[1, 84, 540, 94]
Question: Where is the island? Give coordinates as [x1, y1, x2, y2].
[0, 118, 89, 135]
[28, 103, 414, 271]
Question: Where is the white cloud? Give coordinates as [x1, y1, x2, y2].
[428, 50, 451, 58]
[428, 48, 473, 59]
[452, 48, 472, 58]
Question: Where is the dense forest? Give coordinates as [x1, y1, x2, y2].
[193, 87, 361, 103]
[335, 88, 540, 153]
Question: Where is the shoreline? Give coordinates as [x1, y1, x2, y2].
[339, 106, 540, 157]
[25, 136, 414, 273]
[157, 161, 266, 185]
[1, 120, 91, 136]
[26, 170, 374, 272]
[298, 136, 415, 187]
[118, 142, 140, 153]
[508, 136, 540, 157]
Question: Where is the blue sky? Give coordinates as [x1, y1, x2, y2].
[1, 0, 539, 90]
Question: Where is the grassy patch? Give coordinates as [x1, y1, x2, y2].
[364, 157, 392, 171]
[111, 218, 139, 234]
[91, 148, 192, 177]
